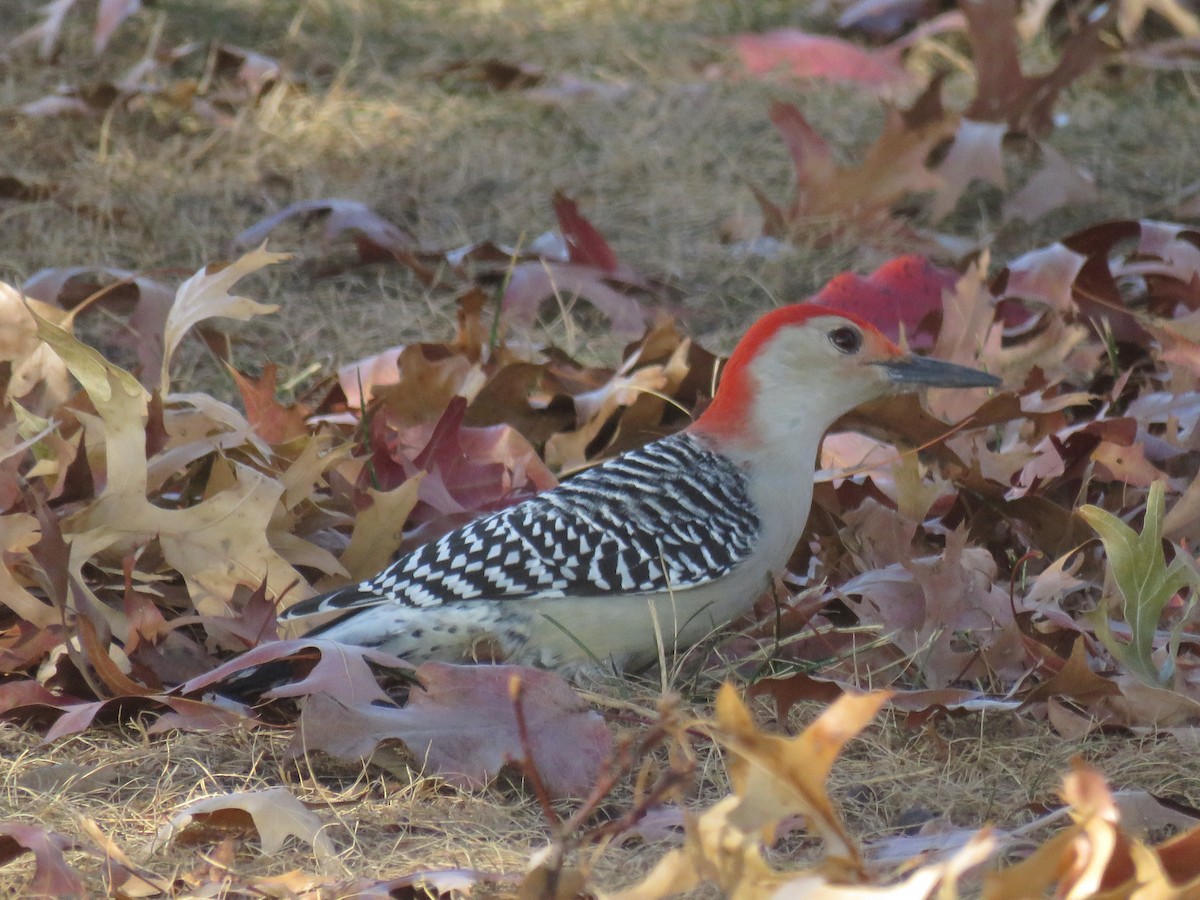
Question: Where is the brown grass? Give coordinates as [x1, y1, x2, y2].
[3, 0, 1200, 894]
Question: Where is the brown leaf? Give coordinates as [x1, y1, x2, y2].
[0, 513, 59, 628]
[369, 345, 486, 424]
[291, 662, 612, 798]
[157, 787, 334, 863]
[1024, 636, 1121, 708]
[841, 529, 1026, 687]
[760, 89, 953, 234]
[963, 0, 1115, 135]
[335, 475, 423, 581]
[614, 687, 924, 900]
[0, 822, 85, 899]
[160, 246, 286, 394]
[35, 315, 314, 616]
[229, 363, 310, 444]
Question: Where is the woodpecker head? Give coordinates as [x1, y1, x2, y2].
[691, 304, 999, 450]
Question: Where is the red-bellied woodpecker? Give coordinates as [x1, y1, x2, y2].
[279, 304, 999, 672]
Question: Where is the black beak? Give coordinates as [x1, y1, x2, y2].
[878, 355, 1001, 389]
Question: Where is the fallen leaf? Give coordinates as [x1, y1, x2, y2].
[156, 787, 334, 863]
[1002, 142, 1097, 224]
[732, 29, 908, 89]
[290, 662, 612, 798]
[756, 82, 954, 236]
[809, 254, 957, 347]
[95, 0, 140, 52]
[0, 821, 85, 899]
[160, 245, 287, 394]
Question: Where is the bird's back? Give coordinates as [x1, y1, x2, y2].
[279, 432, 762, 667]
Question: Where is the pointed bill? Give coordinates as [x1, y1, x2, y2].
[878, 354, 1000, 388]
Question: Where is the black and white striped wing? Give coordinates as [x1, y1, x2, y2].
[283, 432, 760, 620]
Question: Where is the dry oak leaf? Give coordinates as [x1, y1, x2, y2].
[335, 474, 424, 582]
[35, 309, 312, 617]
[156, 787, 335, 864]
[290, 662, 612, 798]
[962, 0, 1114, 136]
[0, 281, 71, 411]
[228, 362, 310, 444]
[160, 244, 286, 394]
[625, 687, 885, 900]
[756, 83, 953, 235]
[613, 686, 995, 899]
[981, 758, 1200, 898]
[0, 513, 59, 629]
[0, 821, 85, 899]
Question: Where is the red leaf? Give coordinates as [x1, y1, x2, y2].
[291, 662, 612, 797]
[759, 86, 952, 235]
[553, 192, 619, 271]
[733, 29, 908, 88]
[0, 822, 85, 898]
[808, 254, 956, 347]
[363, 398, 555, 529]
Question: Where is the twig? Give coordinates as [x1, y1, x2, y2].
[509, 674, 561, 828]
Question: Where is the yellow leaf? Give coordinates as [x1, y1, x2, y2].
[160, 245, 287, 394]
[0, 513, 58, 629]
[716, 683, 889, 867]
[36, 313, 310, 614]
[335, 474, 425, 582]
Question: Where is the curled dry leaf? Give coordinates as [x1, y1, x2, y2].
[21, 266, 175, 389]
[0, 281, 72, 412]
[35, 312, 313, 617]
[614, 685, 995, 899]
[232, 199, 417, 266]
[982, 758, 1200, 897]
[156, 787, 335, 864]
[160, 245, 287, 394]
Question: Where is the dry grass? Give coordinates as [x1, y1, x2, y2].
[3, 694, 1199, 893]
[3, 0, 1200, 894]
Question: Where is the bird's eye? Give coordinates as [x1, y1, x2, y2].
[828, 326, 862, 354]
